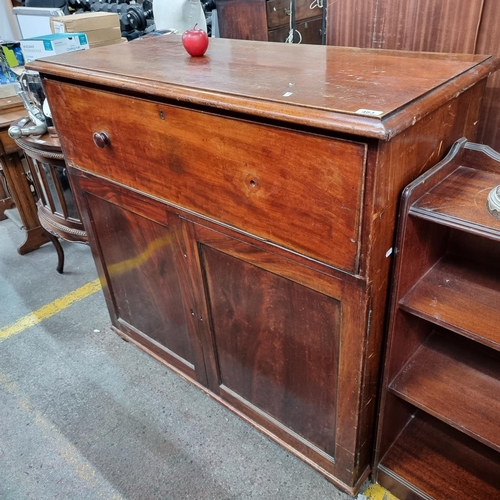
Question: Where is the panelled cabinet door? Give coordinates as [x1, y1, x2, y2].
[188, 222, 367, 485]
[71, 170, 369, 485]
[72, 171, 208, 385]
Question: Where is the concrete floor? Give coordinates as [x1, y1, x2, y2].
[0, 216, 389, 500]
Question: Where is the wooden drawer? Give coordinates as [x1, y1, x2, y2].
[46, 81, 366, 273]
[266, 0, 322, 29]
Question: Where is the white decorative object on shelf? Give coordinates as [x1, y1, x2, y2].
[487, 185, 500, 220]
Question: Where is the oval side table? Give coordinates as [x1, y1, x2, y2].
[13, 119, 88, 273]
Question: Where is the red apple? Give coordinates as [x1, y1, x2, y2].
[182, 24, 209, 57]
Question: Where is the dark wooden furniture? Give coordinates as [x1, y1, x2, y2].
[29, 37, 497, 494]
[325, 0, 500, 159]
[13, 122, 87, 273]
[266, 0, 324, 43]
[0, 172, 12, 220]
[0, 141, 14, 221]
[216, 0, 269, 41]
[0, 97, 22, 220]
[216, 0, 324, 43]
[0, 97, 50, 253]
[374, 139, 500, 499]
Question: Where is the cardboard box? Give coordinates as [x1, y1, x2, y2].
[89, 37, 128, 49]
[20, 33, 89, 63]
[50, 12, 120, 34]
[84, 26, 122, 44]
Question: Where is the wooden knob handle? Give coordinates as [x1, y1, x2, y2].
[93, 131, 110, 149]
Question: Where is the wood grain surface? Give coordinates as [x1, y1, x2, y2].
[379, 412, 500, 500]
[30, 36, 496, 139]
[327, 0, 484, 53]
[203, 245, 340, 455]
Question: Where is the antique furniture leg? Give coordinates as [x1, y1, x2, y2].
[0, 151, 50, 254]
[45, 230, 65, 274]
[0, 168, 15, 220]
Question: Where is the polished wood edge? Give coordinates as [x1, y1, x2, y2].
[35, 69, 388, 138]
[193, 224, 346, 297]
[109, 322, 369, 496]
[31, 55, 498, 140]
[409, 206, 500, 241]
[37, 204, 84, 232]
[465, 140, 500, 161]
[38, 209, 88, 242]
[398, 301, 500, 352]
[377, 466, 434, 500]
[14, 138, 64, 159]
[381, 60, 498, 140]
[117, 318, 195, 371]
[184, 208, 362, 281]
[219, 384, 336, 463]
[110, 324, 199, 381]
[401, 137, 467, 209]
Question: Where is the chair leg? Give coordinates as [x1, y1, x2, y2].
[46, 232, 65, 274]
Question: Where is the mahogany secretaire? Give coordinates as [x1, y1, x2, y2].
[29, 37, 498, 494]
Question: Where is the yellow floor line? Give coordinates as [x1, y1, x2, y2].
[363, 483, 400, 500]
[0, 278, 102, 341]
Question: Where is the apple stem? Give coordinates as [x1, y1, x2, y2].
[193, 24, 198, 30]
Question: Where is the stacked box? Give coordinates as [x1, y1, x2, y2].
[50, 12, 126, 49]
[20, 33, 89, 63]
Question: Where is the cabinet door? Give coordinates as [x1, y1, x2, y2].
[70, 169, 370, 486]
[189, 222, 368, 485]
[71, 171, 208, 385]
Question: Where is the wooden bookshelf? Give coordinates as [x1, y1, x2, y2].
[374, 140, 500, 499]
[399, 255, 500, 350]
[410, 166, 500, 241]
[378, 412, 500, 500]
[389, 332, 500, 452]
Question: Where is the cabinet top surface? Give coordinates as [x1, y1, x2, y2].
[29, 36, 497, 139]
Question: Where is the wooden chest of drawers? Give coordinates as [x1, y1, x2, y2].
[29, 37, 497, 494]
